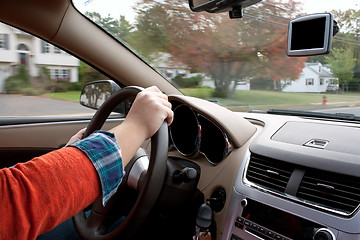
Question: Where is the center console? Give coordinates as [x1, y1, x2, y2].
[221, 118, 360, 240]
[229, 197, 334, 240]
[221, 151, 344, 240]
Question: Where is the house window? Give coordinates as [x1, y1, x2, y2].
[320, 78, 324, 85]
[61, 69, 70, 80]
[306, 78, 314, 85]
[41, 41, 50, 53]
[54, 46, 61, 54]
[329, 78, 338, 85]
[0, 34, 9, 50]
[55, 69, 60, 79]
[50, 68, 71, 81]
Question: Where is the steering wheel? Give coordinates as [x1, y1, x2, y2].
[73, 86, 169, 240]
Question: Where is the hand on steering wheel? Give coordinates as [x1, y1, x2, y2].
[73, 86, 172, 240]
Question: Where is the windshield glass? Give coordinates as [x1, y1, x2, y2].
[73, 0, 360, 117]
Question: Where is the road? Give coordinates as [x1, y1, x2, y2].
[0, 94, 96, 116]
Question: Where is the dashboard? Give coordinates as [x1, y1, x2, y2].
[224, 113, 360, 240]
[168, 95, 360, 240]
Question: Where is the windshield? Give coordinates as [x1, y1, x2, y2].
[73, 0, 360, 117]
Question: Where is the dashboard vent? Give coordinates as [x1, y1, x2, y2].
[246, 154, 294, 193]
[298, 169, 360, 215]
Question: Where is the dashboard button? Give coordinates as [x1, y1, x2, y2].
[266, 230, 275, 237]
[235, 222, 243, 229]
[236, 217, 244, 224]
[258, 226, 265, 233]
[244, 220, 251, 227]
[274, 234, 283, 240]
[250, 223, 259, 230]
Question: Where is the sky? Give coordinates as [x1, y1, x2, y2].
[72, 0, 360, 22]
[73, 0, 138, 22]
[302, 0, 359, 13]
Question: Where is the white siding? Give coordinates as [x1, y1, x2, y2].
[0, 24, 17, 63]
[282, 63, 338, 93]
[0, 22, 80, 92]
[34, 39, 79, 67]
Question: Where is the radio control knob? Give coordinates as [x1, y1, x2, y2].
[240, 199, 248, 207]
[313, 228, 335, 240]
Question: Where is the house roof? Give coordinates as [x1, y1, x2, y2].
[305, 62, 333, 78]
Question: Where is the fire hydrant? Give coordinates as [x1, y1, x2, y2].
[322, 95, 327, 105]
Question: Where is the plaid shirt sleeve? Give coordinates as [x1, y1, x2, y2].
[67, 130, 124, 206]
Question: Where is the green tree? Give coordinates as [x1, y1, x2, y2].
[331, 9, 360, 91]
[131, 5, 172, 58]
[78, 61, 109, 85]
[325, 48, 356, 92]
[85, 12, 134, 42]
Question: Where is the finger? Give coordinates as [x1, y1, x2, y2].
[78, 128, 86, 139]
[146, 91, 168, 101]
[78, 128, 86, 134]
[143, 86, 168, 100]
[157, 97, 172, 109]
[166, 107, 174, 126]
[144, 86, 162, 93]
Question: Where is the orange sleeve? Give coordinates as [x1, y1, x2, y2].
[0, 147, 101, 240]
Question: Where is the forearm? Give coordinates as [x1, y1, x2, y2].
[0, 147, 101, 240]
[109, 120, 146, 166]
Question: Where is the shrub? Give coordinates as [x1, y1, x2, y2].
[45, 84, 68, 93]
[5, 66, 31, 94]
[172, 74, 202, 88]
[57, 81, 83, 91]
[21, 87, 42, 96]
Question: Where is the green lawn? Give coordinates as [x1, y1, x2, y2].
[42, 91, 81, 102]
[181, 88, 360, 111]
[42, 89, 360, 112]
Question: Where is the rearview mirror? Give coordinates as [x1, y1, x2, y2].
[189, 0, 261, 18]
[287, 13, 338, 57]
[80, 80, 126, 113]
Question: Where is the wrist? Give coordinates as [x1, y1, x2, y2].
[109, 120, 147, 165]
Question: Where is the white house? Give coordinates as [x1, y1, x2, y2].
[0, 23, 79, 93]
[282, 62, 339, 93]
[150, 52, 191, 79]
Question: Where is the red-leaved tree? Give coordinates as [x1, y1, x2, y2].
[135, 0, 307, 95]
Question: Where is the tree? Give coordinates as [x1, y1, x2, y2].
[131, 5, 172, 58]
[315, 9, 360, 91]
[82, 1, 307, 95]
[325, 48, 356, 92]
[79, 13, 131, 84]
[133, 0, 306, 96]
[332, 9, 360, 91]
[256, 33, 307, 91]
[85, 12, 134, 42]
[78, 61, 109, 85]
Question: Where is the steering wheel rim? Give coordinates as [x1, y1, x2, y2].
[73, 86, 169, 240]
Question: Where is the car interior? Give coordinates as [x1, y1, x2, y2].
[0, 0, 360, 240]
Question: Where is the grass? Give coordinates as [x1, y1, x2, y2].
[42, 91, 81, 102]
[181, 88, 360, 111]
